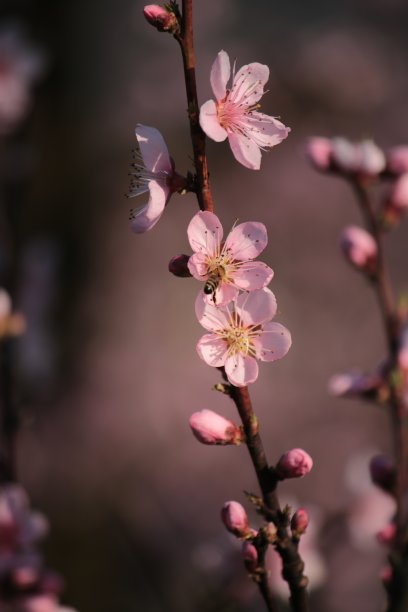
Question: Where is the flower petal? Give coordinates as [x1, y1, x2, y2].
[252, 322, 291, 362]
[135, 124, 172, 173]
[211, 283, 238, 306]
[187, 211, 223, 255]
[224, 221, 268, 260]
[232, 261, 274, 291]
[225, 353, 259, 386]
[188, 252, 208, 280]
[210, 50, 230, 101]
[228, 132, 262, 170]
[246, 112, 290, 148]
[229, 62, 269, 107]
[196, 333, 228, 367]
[130, 181, 168, 233]
[199, 99, 228, 142]
[195, 291, 230, 331]
[235, 288, 277, 326]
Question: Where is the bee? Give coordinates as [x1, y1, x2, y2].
[204, 273, 221, 303]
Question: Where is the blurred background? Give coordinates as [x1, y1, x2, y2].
[1, 0, 408, 610]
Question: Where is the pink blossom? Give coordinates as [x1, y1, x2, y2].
[291, 508, 309, 536]
[189, 409, 242, 445]
[276, 448, 313, 479]
[221, 501, 250, 537]
[187, 211, 273, 306]
[195, 288, 291, 387]
[376, 522, 396, 545]
[339, 225, 377, 274]
[143, 5, 178, 32]
[199, 50, 289, 170]
[305, 137, 332, 171]
[242, 541, 258, 572]
[331, 137, 385, 177]
[328, 370, 383, 401]
[386, 146, 408, 175]
[383, 173, 408, 226]
[128, 124, 184, 233]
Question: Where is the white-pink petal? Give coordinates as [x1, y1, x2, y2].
[228, 132, 262, 170]
[232, 261, 274, 291]
[246, 112, 290, 147]
[211, 283, 238, 306]
[195, 292, 230, 331]
[196, 333, 228, 367]
[224, 221, 268, 260]
[235, 288, 277, 327]
[252, 322, 292, 362]
[135, 124, 171, 174]
[199, 99, 228, 142]
[188, 252, 209, 280]
[187, 211, 223, 255]
[225, 353, 259, 387]
[130, 181, 168, 233]
[229, 62, 269, 107]
[210, 50, 230, 101]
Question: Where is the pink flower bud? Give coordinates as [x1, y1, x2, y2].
[242, 541, 258, 573]
[387, 146, 408, 175]
[383, 174, 408, 226]
[331, 138, 361, 173]
[276, 448, 313, 479]
[305, 137, 332, 171]
[189, 410, 243, 445]
[221, 501, 250, 537]
[379, 566, 392, 584]
[291, 508, 309, 536]
[358, 140, 386, 176]
[369, 455, 396, 493]
[339, 226, 377, 275]
[143, 5, 179, 33]
[376, 522, 396, 545]
[168, 254, 191, 277]
[328, 371, 382, 400]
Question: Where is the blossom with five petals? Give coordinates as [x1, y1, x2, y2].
[195, 287, 291, 387]
[128, 124, 185, 233]
[199, 50, 290, 170]
[187, 211, 273, 306]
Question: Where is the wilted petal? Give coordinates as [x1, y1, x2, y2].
[225, 353, 258, 387]
[196, 333, 228, 367]
[228, 132, 262, 170]
[130, 181, 168, 233]
[235, 288, 277, 326]
[252, 322, 292, 362]
[187, 211, 223, 255]
[199, 99, 228, 142]
[195, 292, 230, 331]
[224, 221, 268, 260]
[232, 261, 274, 291]
[210, 50, 230, 101]
[136, 124, 171, 173]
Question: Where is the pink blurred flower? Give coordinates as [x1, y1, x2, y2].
[195, 288, 291, 387]
[376, 522, 396, 545]
[221, 501, 250, 537]
[383, 173, 408, 226]
[305, 137, 332, 171]
[199, 50, 289, 170]
[16, 594, 77, 612]
[276, 448, 313, 479]
[328, 370, 383, 400]
[242, 541, 258, 572]
[386, 146, 408, 175]
[339, 225, 377, 275]
[291, 508, 309, 536]
[128, 124, 185, 233]
[189, 409, 242, 445]
[331, 137, 385, 177]
[187, 211, 273, 305]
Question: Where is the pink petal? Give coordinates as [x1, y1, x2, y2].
[225, 353, 259, 386]
[195, 291, 230, 331]
[130, 180, 168, 233]
[199, 99, 228, 142]
[211, 283, 238, 306]
[252, 322, 292, 362]
[188, 253, 208, 281]
[246, 111, 290, 147]
[229, 62, 269, 107]
[135, 124, 171, 173]
[224, 221, 268, 260]
[187, 211, 223, 255]
[235, 288, 277, 326]
[210, 50, 230, 101]
[232, 261, 274, 291]
[196, 333, 228, 367]
[228, 132, 261, 170]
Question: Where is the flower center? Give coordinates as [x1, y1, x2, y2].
[224, 326, 252, 356]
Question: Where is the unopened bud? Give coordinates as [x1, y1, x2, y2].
[376, 522, 396, 545]
[379, 566, 393, 584]
[168, 254, 191, 277]
[331, 138, 385, 178]
[339, 226, 377, 276]
[305, 137, 332, 171]
[331, 138, 361, 174]
[143, 5, 179, 33]
[387, 146, 408, 175]
[189, 409, 243, 445]
[291, 508, 309, 536]
[383, 174, 408, 226]
[276, 448, 313, 479]
[369, 455, 396, 493]
[221, 501, 250, 537]
[242, 541, 258, 573]
[328, 371, 382, 400]
[358, 140, 386, 176]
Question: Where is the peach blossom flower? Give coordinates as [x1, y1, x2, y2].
[187, 211, 273, 306]
[195, 288, 291, 387]
[199, 50, 289, 170]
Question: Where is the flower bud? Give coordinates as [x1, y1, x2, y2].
[189, 409, 243, 445]
[387, 146, 408, 175]
[221, 501, 250, 537]
[369, 455, 396, 493]
[143, 5, 179, 33]
[328, 371, 382, 401]
[291, 508, 309, 536]
[358, 140, 386, 176]
[339, 226, 377, 276]
[305, 137, 332, 171]
[331, 138, 361, 174]
[242, 541, 258, 573]
[383, 174, 408, 226]
[168, 254, 191, 277]
[376, 522, 396, 545]
[379, 566, 392, 584]
[276, 448, 313, 479]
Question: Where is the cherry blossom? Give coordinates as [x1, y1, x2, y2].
[128, 124, 185, 233]
[195, 288, 291, 387]
[199, 50, 289, 170]
[187, 211, 273, 306]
